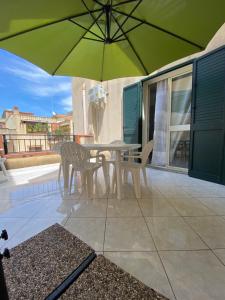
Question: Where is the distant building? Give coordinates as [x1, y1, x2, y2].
[1, 106, 73, 135]
[0, 106, 74, 153]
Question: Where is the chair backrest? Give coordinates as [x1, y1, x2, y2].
[110, 140, 125, 145]
[60, 142, 90, 170]
[141, 140, 154, 166]
[51, 142, 64, 154]
[110, 140, 125, 159]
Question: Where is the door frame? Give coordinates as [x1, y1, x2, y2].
[142, 64, 193, 171]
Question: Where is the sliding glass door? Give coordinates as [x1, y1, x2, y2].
[143, 65, 192, 171]
[168, 73, 192, 169]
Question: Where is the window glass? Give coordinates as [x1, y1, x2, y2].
[171, 73, 192, 126]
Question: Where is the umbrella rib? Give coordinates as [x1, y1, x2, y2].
[0, 8, 102, 42]
[112, 8, 204, 50]
[83, 37, 104, 42]
[114, 21, 143, 41]
[112, 0, 140, 7]
[52, 11, 104, 75]
[112, 38, 126, 42]
[111, 0, 142, 40]
[81, 0, 106, 39]
[69, 19, 105, 41]
[111, 12, 148, 75]
[93, 0, 104, 6]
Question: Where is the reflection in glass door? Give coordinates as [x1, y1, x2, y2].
[169, 73, 192, 169]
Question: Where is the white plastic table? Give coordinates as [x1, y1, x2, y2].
[83, 143, 141, 199]
[62, 143, 141, 199]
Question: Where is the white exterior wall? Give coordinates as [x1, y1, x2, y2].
[72, 76, 143, 144]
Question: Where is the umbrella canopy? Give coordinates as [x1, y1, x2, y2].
[0, 0, 225, 81]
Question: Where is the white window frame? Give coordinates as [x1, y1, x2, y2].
[142, 64, 193, 171]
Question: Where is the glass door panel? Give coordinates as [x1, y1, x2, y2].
[169, 131, 190, 168]
[169, 73, 192, 169]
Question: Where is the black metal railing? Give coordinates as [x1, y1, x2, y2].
[2, 134, 76, 154]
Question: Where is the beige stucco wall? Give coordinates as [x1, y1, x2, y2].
[72, 76, 143, 144]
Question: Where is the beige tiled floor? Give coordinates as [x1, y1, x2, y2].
[1, 164, 225, 299]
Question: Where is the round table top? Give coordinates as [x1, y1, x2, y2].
[83, 143, 141, 151]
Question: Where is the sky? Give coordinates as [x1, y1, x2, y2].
[0, 49, 72, 117]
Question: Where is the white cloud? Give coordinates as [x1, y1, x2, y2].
[26, 81, 71, 97]
[4, 58, 72, 98]
[4, 62, 49, 83]
[61, 96, 72, 112]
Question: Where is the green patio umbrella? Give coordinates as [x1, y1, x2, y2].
[0, 0, 225, 81]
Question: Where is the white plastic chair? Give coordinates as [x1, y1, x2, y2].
[113, 140, 154, 198]
[97, 139, 125, 162]
[96, 139, 126, 185]
[51, 142, 64, 181]
[61, 142, 108, 197]
[0, 158, 7, 178]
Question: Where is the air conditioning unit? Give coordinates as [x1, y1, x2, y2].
[88, 84, 107, 103]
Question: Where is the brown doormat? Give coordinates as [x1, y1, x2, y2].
[3, 224, 94, 300]
[3, 224, 169, 300]
[61, 255, 169, 300]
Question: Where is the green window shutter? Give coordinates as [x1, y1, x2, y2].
[189, 47, 225, 184]
[123, 83, 142, 144]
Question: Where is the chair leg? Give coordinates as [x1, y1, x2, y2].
[123, 169, 128, 183]
[1, 162, 7, 177]
[58, 163, 62, 181]
[102, 163, 109, 191]
[112, 166, 117, 193]
[69, 168, 74, 194]
[131, 169, 141, 199]
[81, 171, 87, 189]
[142, 167, 147, 186]
[87, 171, 94, 198]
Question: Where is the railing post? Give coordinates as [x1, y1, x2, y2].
[73, 135, 76, 142]
[3, 135, 8, 155]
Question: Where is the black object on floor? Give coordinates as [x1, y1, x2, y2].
[45, 252, 96, 300]
[3, 224, 169, 300]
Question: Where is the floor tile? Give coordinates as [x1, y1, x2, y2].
[0, 217, 30, 248]
[33, 199, 75, 219]
[107, 198, 142, 217]
[69, 198, 107, 218]
[197, 197, 225, 215]
[167, 197, 215, 216]
[6, 218, 65, 249]
[104, 217, 155, 251]
[160, 250, 225, 300]
[2, 164, 225, 299]
[65, 217, 105, 251]
[104, 251, 175, 300]
[138, 198, 179, 217]
[0, 199, 43, 218]
[146, 217, 208, 250]
[185, 216, 225, 249]
[108, 183, 136, 199]
[213, 249, 225, 265]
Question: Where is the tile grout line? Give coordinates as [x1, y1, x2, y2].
[165, 197, 214, 252]
[102, 196, 109, 254]
[136, 197, 178, 300]
[180, 214, 225, 267]
[4, 215, 35, 247]
[211, 249, 225, 267]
